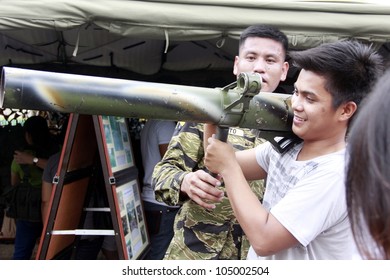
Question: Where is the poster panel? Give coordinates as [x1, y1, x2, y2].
[98, 115, 149, 259]
[101, 116, 134, 173]
[115, 179, 148, 260]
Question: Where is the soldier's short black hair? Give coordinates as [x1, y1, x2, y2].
[239, 24, 288, 58]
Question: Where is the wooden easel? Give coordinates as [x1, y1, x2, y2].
[36, 114, 149, 260]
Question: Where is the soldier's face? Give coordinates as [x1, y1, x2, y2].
[233, 37, 289, 93]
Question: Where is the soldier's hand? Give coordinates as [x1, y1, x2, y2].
[181, 170, 223, 210]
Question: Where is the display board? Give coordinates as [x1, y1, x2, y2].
[96, 115, 149, 260]
[101, 116, 134, 173]
[36, 114, 149, 260]
[115, 179, 148, 259]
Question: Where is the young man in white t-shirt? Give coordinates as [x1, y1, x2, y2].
[202, 40, 383, 259]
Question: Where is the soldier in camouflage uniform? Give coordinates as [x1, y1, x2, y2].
[152, 24, 290, 260]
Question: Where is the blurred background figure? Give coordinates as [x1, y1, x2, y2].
[11, 116, 59, 259]
[140, 119, 178, 259]
[346, 69, 390, 260]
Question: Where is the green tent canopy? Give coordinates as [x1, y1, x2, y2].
[0, 0, 389, 77]
[0, 0, 389, 126]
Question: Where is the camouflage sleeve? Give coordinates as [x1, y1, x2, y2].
[153, 122, 206, 206]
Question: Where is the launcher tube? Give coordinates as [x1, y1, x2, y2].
[1, 67, 293, 133]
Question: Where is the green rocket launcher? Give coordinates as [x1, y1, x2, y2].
[0, 67, 299, 153]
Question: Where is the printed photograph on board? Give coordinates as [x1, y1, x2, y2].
[115, 179, 149, 259]
[101, 116, 134, 173]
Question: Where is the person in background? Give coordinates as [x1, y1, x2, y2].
[0, 124, 24, 240]
[140, 119, 177, 259]
[346, 68, 390, 260]
[11, 115, 59, 260]
[152, 24, 289, 259]
[204, 40, 383, 259]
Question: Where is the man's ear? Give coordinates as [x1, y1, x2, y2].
[339, 101, 357, 121]
[280, 61, 289, 82]
[233, 56, 239, 76]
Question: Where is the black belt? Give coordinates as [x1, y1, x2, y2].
[163, 207, 180, 213]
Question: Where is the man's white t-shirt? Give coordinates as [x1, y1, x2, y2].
[247, 142, 354, 260]
[140, 119, 176, 205]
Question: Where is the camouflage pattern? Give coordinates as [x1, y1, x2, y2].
[153, 122, 265, 260]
